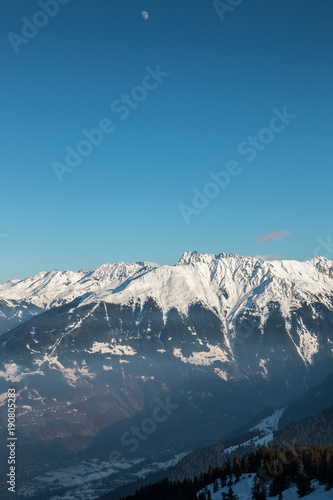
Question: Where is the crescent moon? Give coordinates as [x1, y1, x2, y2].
[141, 11, 149, 20]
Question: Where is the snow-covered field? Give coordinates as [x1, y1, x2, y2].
[197, 474, 333, 499]
[17, 452, 189, 500]
[223, 408, 286, 455]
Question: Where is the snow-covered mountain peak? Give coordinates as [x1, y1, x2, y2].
[177, 250, 210, 265]
[0, 261, 158, 310]
[176, 251, 240, 266]
[87, 261, 156, 280]
[1, 252, 333, 336]
[1, 252, 333, 413]
[308, 256, 333, 276]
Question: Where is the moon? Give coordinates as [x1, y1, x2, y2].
[141, 11, 149, 20]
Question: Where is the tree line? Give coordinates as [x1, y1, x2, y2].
[105, 442, 333, 500]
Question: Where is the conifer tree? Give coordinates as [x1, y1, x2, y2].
[296, 472, 313, 497]
[251, 476, 267, 500]
[208, 464, 215, 477]
[251, 476, 260, 500]
[241, 454, 250, 473]
[233, 456, 242, 482]
[227, 485, 239, 500]
[260, 481, 268, 500]
[227, 475, 233, 487]
[269, 472, 286, 497]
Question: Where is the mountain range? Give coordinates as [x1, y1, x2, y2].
[1, 251, 333, 498]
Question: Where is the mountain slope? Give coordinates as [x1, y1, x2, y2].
[1, 252, 333, 371]
[0, 251, 333, 497]
[275, 405, 333, 447]
[278, 371, 333, 429]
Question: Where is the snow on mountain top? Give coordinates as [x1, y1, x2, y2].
[0, 261, 159, 308]
[0, 253, 332, 318]
[176, 251, 239, 266]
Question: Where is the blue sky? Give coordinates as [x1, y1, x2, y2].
[0, 0, 332, 282]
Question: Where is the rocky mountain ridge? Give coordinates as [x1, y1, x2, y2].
[0, 252, 332, 457]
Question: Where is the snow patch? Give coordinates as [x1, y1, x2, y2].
[198, 474, 333, 500]
[173, 344, 229, 366]
[89, 342, 136, 356]
[214, 367, 229, 380]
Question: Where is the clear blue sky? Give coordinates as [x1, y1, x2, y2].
[1, 0, 332, 282]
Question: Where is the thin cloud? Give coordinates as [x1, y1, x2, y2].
[254, 230, 291, 244]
